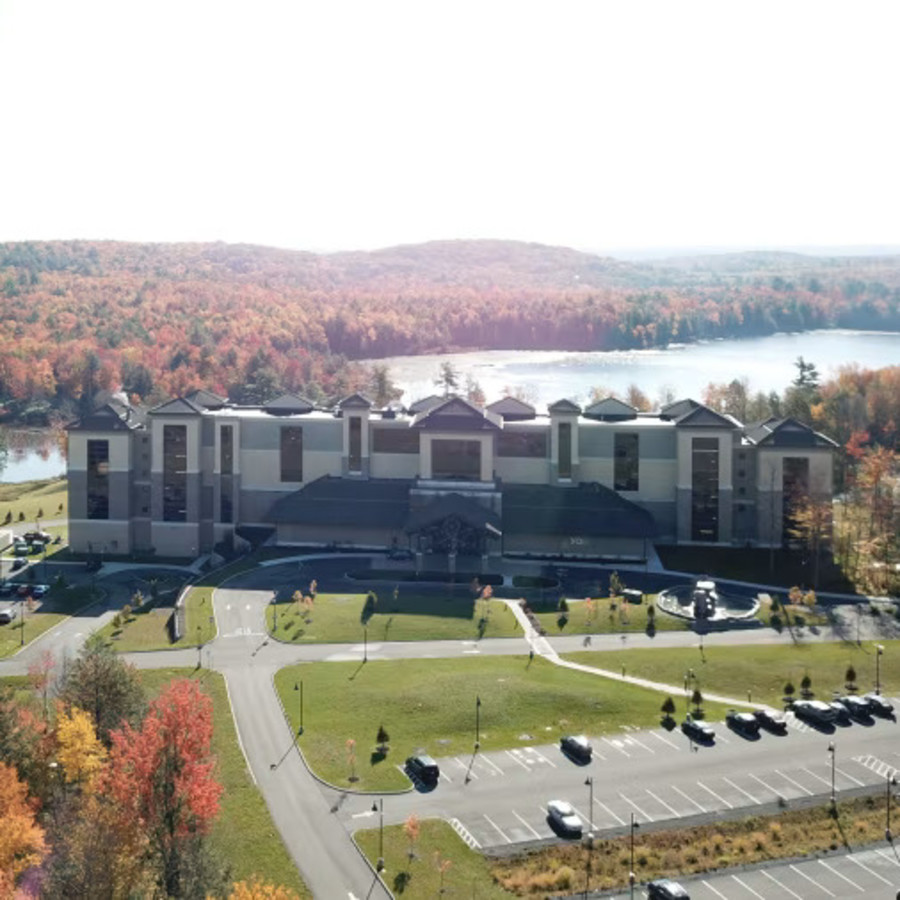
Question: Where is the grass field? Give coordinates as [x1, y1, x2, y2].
[565, 640, 900, 707]
[0, 477, 67, 531]
[272, 592, 521, 643]
[530, 595, 687, 636]
[138, 668, 309, 897]
[274, 656, 734, 791]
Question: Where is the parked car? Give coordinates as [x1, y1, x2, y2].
[754, 708, 788, 733]
[863, 693, 895, 717]
[13, 543, 29, 557]
[647, 879, 691, 900]
[22, 531, 51, 544]
[560, 734, 592, 761]
[387, 547, 414, 561]
[0, 607, 16, 625]
[17, 584, 32, 597]
[0, 582, 14, 597]
[836, 695, 871, 720]
[681, 715, 715, 742]
[10, 558, 26, 571]
[30, 584, 50, 599]
[546, 799, 582, 837]
[792, 699, 837, 724]
[405, 754, 439, 784]
[726, 710, 760, 735]
[828, 700, 851, 724]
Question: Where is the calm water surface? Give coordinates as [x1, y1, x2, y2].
[0, 429, 66, 483]
[370, 330, 900, 408]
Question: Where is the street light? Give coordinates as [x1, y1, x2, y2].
[887, 774, 897, 842]
[295, 680, 304, 735]
[371, 798, 384, 872]
[583, 779, 594, 900]
[584, 776, 594, 834]
[363, 625, 368, 663]
[197, 625, 202, 668]
[475, 695, 481, 750]
[828, 742, 836, 812]
[629, 813, 640, 899]
[876, 644, 884, 695]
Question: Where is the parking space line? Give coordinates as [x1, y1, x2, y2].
[649, 730, 680, 751]
[790, 864, 835, 896]
[702, 880, 729, 899]
[618, 793, 653, 822]
[873, 847, 900, 868]
[602, 737, 631, 757]
[505, 750, 531, 771]
[847, 853, 892, 885]
[774, 769, 815, 796]
[645, 788, 680, 818]
[696, 780, 732, 809]
[801, 766, 832, 789]
[624, 735, 655, 754]
[746, 772, 780, 799]
[571, 803, 591, 826]
[833, 765, 865, 787]
[817, 859, 863, 892]
[440, 769, 453, 784]
[731, 874, 765, 898]
[670, 785, 706, 813]
[526, 747, 556, 767]
[512, 810, 542, 839]
[722, 776, 759, 805]
[760, 869, 803, 899]
[480, 754, 504, 775]
[483, 814, 511, 844]
[595, 798, 626, 826]
[453, 757, 477, 779]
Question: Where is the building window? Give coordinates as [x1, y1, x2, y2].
[163, 425, 188, 522]
[432, 439, 480, 480]
[783, 456, 810, 539]
[372, 427, 419, 454]
[348, 417, 362, 472]
[86, 440, 109, 520]
[280, 426, 303, 482]
[558, 423, 572, 479]
[220, 425, 233, 475]
[221, 492, 233, 524]
[691, 436, 719, 542]
[614, 432, 639, 491]
[497, 431, 548, 458]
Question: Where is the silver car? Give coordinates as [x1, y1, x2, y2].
[547, 799, 582, 837]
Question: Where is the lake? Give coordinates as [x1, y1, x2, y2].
[368, 329, 900, 408]
[0, 429, 67, 484]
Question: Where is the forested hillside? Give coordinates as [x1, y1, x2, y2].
[1, 239, 899, 422]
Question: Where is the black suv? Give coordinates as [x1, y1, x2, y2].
[406, 754, 439, 784]
[560, 734, 592, 762]
[647, 879, 690, 899]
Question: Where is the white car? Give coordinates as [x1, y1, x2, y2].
[792, 699, 837, 723]
[547, 799, 582, 836]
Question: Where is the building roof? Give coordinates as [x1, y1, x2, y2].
[149, 397, 205, 416]
[548, 398, 582, 415]
[501, 482, 655, 538]
[339, 393, 373, 410]
[673, 405, 738, 429]
[267, 476, 412, 528]
[405, 493, 502, 535]
[66, 402, 143, 432]
[743, 417, 838, 448]
[264, 393, 315, 415]
[583, 397, 638, 421]
[485, 396, 537, 421]
[408, 395, 445, 414]
[184, 389, 228, 409]
[412, 396, 501, 431]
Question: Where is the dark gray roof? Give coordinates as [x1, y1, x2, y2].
[408, 395, 445, 414]
[673, 405, 737, 429]
[486, 396, 537, 421]
[67, 402, 143, 432]
[412, 396, 501, 431]
[339, 393, 373, 410]
[744, 417, 838, 448]
[548, 398, 582, 415]
[149, 397, 205, 416]
[583, 397, 638, 421]
[405, 493, 502, 534]
[659, 398, 700, 420]
[502, 482, 655, 538]
[184, 389, 228, 409]
[267, 476, 412, 528]
[264, 393, 315, 415]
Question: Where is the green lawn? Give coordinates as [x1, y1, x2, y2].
[271, 592, 520, 643]
[138, 668, 309, 897]
[530, 595, 687, 636]
[357, 819, 513, 899]
[0, 476, 68, 529]
[564, 640, 900, 707]
[274, 656, 734, 791]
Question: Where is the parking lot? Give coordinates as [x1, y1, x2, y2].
[608, 845, 900, 898]
[422, 702, 900, 851]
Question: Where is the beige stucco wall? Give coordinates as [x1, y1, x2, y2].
[151, 417, 202, 474]
[68, 519, 132, 554]
[494, 457, 549, 484]
[151, 522, 202, 558]
[370, 453, 420, 479]
[239, 450, 342, 488]
[67, 432, 132, 472]
[419, 432, 494, 482]
[676, 429, 734, 490]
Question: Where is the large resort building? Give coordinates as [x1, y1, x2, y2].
[66, 390, 837, 562]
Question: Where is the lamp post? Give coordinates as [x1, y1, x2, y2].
[363, 625, 368, 663]
[629, 813, 640, 899]
[887, 774, 897, 842]
[583, 777, 594, 900]
[295, 680, 304, 735]
[876, 644, 884, 695]
[371, 798, 384, 872]
[197, 625, 202, 668]
[828, 742, 836, 812]
[585, 776, 594, 834]
[475, 695, 481, 749]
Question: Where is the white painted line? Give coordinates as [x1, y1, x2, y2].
[817, 859, 863, 892]
[351, 810, 376, 819]
[670, 785, 706, 813]
[480, 754, 505, 775]
[873, 847, 900, 868]
[722, 776, 759, 805]
[731, 874, 766, 898]
[595, 798, 626, 827]
[645, 788, 680, 818]
[801, 766, 833, 788]
[439, 769, 453, 784]
[746, 772, 780, 798]
[847, 853, 892, 885]
[602, 737, 631, 757]
[702, 880, 729, 899]
[618, 792, 653, 822]
[790, 864, 835, 897]
[453, 757, 476, 779]
[834, 765, 865, 787]
[624, 734, 655, 754]
[760, 869, 803, 899]
[696, 780, 732, 809]
[483, 814, 511, 844]
[650, 730, 680, 750]
[512, 810, 542, 839]
[504, 749, 531, 771]
[526, 747, 556, 767]
[571, 804, 592, 826]
[449, 817, 481, 850]
[774, 769, 815, 796]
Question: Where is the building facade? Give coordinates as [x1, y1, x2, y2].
[66, 390, 836, 560]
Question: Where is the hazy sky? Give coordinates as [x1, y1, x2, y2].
[2, 0, 898, 255]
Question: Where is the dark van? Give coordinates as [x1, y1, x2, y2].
[406, 754, 439, 784]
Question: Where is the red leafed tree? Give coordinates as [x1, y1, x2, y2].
[104, 679, 222, 897]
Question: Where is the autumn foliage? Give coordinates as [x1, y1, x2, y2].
[0, 762, 46, 897]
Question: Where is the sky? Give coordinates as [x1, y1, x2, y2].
[1, 0, 899, 256]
